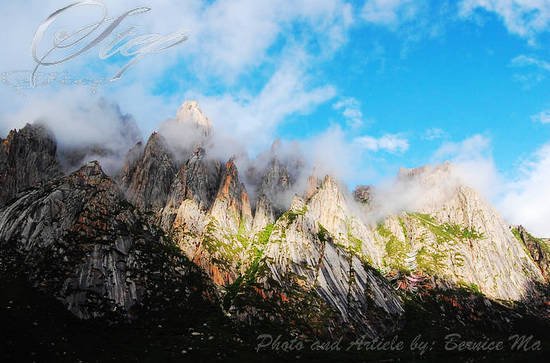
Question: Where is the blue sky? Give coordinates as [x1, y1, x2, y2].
[2, 0, 550, 235]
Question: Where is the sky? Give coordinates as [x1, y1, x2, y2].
[1, 0, 550, 235]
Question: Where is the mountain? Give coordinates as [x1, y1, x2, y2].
[0, 161, 217, 319]
[373, 163, 544, 301]
[120, 132, 177, 211]
[0, 123, 62, 207]
[1, 102, 549, 361]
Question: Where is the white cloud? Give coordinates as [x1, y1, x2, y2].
[354, 133, 409, 153]
[184, 57, 336, 156]
[431, 134, 501, 198]
[333, 97, 364, 128]
[429, 133, 550, 236]
[499, 143, 550, 236]
[302, 126, 374, 183]
[361, 0, 419, 27]
[531, 110, 550, 124]
[1, 88, 142, 174]
[0, 0, 351, 155]
[423, 127, 446, 140]
[510, 54, 550, 71]
[460, 0, 550, 43]
[433, 133, 490, 160]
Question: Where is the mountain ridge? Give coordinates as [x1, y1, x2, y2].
[1, 101, 550, 360]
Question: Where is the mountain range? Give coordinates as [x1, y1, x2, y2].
[1, 101, 549, 362]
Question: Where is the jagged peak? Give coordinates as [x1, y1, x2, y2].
[305, 175, 321, 199]
[143, 132, 172, 156]
[4, 122, 56, 142]
[174, 100, 213, 137]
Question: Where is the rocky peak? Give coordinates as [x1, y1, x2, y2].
[160, 147, 223, 230]
[305, 175, 321, 200]
[263, 182, 403, 337]
[0, 123, 62, 207]
[120, 132, 177, 211]
[209, 159, 252, 233]
[174, 100, 213, 137]
[375, 163, 544, 301]
[252, 157, 293, 232]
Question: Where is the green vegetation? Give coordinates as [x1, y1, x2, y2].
[347, 232, 363, 256]
[398, 217, 408, 241]
[410, 213, 484, 244]
[202, 218, 243, 269]
[281, 205, 308, 226]
[222, 223, 275, 310]
[256, 223, 274, 246]
[525, 230, 550, 254]
[236, 219, 247, 243]
[415, 246, 446, 275]
[317, 223, 329, 242]
[457, 281, 482, 295]
[377, 223, 410, 272]
[512, 228, 523, 243]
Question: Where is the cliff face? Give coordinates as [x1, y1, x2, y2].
[0, 161, 215, 319]
[374, 164, 544, 301]
[263, 196, 404, 337]
[120, 133, 177, 211]
[512, 225, 550, 282]
[160, 147, 222, 231]
[0, 124, 62, 207]
[252, 157, 292, 233]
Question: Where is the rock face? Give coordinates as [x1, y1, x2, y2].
[210, 159, 253, 233]
[512, 225, 550, 282]
[375, 164, 544, 301]
[264, 196, 403, 337]
[0, 124, 62, 207]
[120, 133, 177, 211]
[160, 147, 222, 231]
[252, 157, 292, 232]
[0, 161, 214, 318]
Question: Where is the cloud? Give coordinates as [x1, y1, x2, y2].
[423, 127, 446, 140]
[333, 97, 364, 128]
[360, 0, 452, 58]
[509, 54, 550, 86]
[1, 88, 142, 174]
[301, 126, 375, 184]
[531, 110, 550, 124]
[184, 56, 336, 156]
[510, 55, 550, 71]
[0, 0, 351, 163]
[431, 134, 501, 198]
[460, 0, 550, 43]
[361, 0, 419, 27]
[354, 133, 409, 153]
[499, 143, 550, 236]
